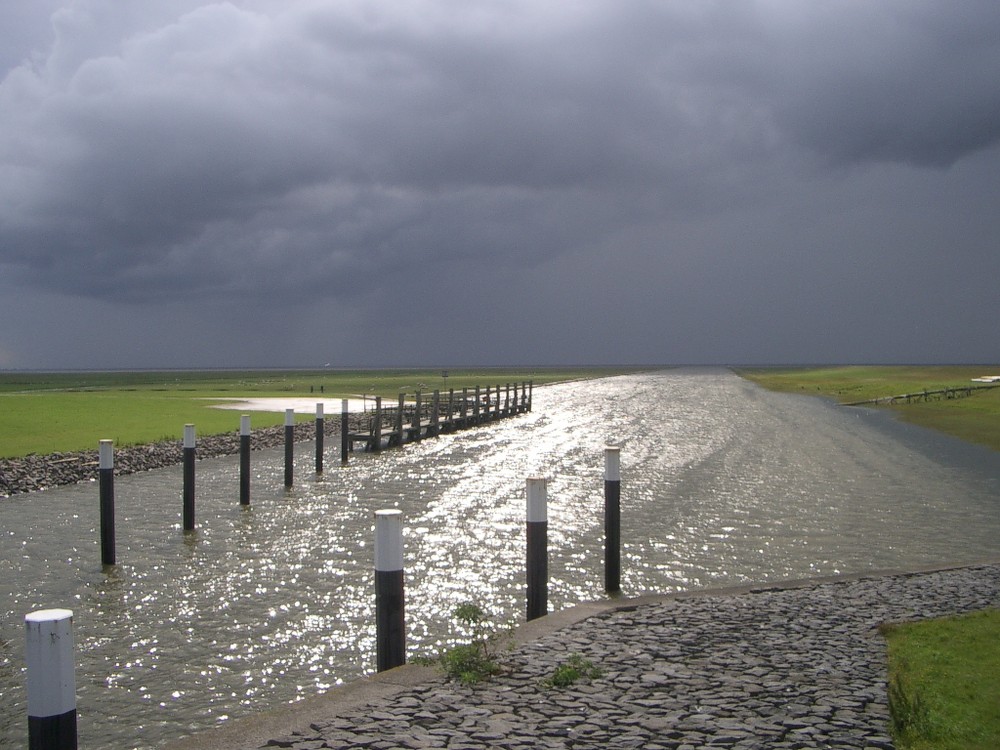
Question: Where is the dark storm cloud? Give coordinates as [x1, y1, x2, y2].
[763, 1, 1000, 167]
[1, 0, 999, 367]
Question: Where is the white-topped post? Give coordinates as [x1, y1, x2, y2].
[239, 415, 251, 506]
[183, 424, 196, 531]
[284, 408, 295, 488]
[25, 609, 77, 749]
[341, 399, 349, 464]
[374, 509, 405, 671]
[99, 440, 115, 566]
[315, 402, 324, 474]
[604, 446, 621, 594]
[526, 477, 549, 621]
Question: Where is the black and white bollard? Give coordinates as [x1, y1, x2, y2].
[604, 446, 621, 594]
[315, 403, 324, 474]
[239, 415, 251, 506]
[99, 440, 115, 566]
[182, 424, 196, 532]
[341, 399, 349, 464]
[284, 408, 294, 488]
[374, 509, 405, 672]
[526, 477, 548, 621]
[25, 609, 77, 749]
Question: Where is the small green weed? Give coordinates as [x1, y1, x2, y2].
[543, 654, 602, 688]
[438, 602, 509, 685]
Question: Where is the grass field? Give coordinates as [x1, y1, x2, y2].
[0, 367, 645, 458]
[736, 366, 1000, 453]
[881, 609, 1000, 750]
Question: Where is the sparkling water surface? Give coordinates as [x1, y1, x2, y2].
[1, 369, 998, 748]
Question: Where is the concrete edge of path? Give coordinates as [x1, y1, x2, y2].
[163, 557, 1000, 750]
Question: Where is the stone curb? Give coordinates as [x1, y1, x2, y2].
[163, 557, 1000, 750]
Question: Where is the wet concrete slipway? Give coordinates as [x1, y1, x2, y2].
[3, 369, 999, 748]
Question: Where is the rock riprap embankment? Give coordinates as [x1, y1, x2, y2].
[248, 564, 999, 750]
[0, 420, 343, 497]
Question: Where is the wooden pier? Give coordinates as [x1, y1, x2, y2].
[843, 382, 1000, 407]
[347, 381, 532, 452]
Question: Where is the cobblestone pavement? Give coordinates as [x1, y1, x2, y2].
[250, 564, 999, 750]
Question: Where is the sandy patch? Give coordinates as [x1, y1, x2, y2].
[206, 397, 394, 414]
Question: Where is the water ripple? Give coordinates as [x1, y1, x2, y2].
[2, 369, 999, 747]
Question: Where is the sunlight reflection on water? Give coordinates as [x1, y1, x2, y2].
[1, 369, 999, 747]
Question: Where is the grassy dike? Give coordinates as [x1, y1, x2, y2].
[737, 365, 1000, 750]
[881, 609, 1000, 750]
[735, 365, 1000, 453]
[0, 367, 644, 458]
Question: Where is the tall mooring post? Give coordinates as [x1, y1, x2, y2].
[99, 440, 115, 566]
[341, 399, 349, 464]
[25, 609, 77, 750]
[284, 409, 295, 488]
[526, 477, 549, 621]
[315, 403, 324, 474]
[374, 509, 405, 672]
[239, 415, 251, 506]
[182, 424, 196, 532]
[604, 446, 621, 594]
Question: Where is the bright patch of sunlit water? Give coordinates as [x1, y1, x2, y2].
[2, 369, 999, 747]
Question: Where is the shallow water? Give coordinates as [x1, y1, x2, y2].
[1, 369, 998, 748]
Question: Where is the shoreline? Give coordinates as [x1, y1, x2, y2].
[0, 418, 347, 498]
[164, 560, 1000, 750]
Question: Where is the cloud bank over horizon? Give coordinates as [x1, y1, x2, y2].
[2, 1, 999, 368]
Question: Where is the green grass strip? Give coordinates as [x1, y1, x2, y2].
[881, 609, 1000, 750]
[0, 367, 647, 457]
[736, 366, 1000, 453]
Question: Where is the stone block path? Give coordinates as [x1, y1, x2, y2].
[173, 563, 1000, 750]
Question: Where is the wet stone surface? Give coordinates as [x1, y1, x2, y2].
[255, 564, 999, 749]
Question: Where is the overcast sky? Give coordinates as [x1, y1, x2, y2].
[1, 1, 998, 369]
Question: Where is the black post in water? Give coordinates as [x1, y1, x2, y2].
[604, 446, 621, 594]
[340, 399, 349, 464]
[284, 409, 294, 488]
[182, 424, 196, 532]
[25, 609, 77, 750]
[239, 415, 251, 506]
[374, 509, 405, 671]
[98, 440, 115, 566]
[526, 477, 548, 621]
[315, 403, 324, 474]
